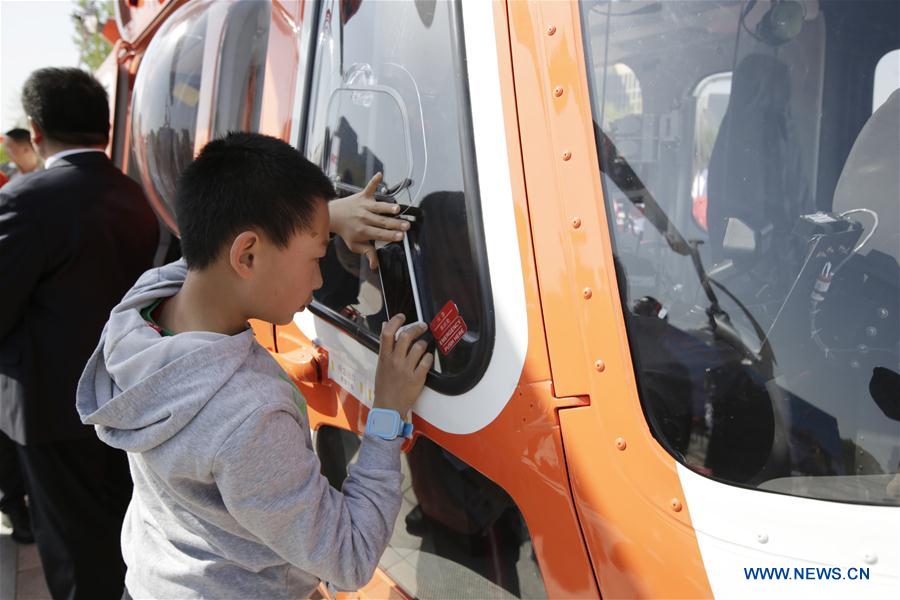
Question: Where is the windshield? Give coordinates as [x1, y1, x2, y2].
[581, 0, 899, 505]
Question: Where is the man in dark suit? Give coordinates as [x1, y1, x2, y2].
[0, 67, 158, 600]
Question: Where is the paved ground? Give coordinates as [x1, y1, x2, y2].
[0, 516, 51, 600]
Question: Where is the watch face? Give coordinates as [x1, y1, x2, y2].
[370, 411, 396, 434]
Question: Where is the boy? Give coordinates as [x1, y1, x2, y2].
[77, 133, 433, 599]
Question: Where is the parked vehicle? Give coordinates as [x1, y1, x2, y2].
[101, 1, 899, 597]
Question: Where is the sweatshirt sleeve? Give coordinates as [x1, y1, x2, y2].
[212, 406, 404, 590]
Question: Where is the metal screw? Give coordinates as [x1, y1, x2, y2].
[594, 359, 605, 372]
[670, 498, 683, 512]
[546, 25, 556, 36]
[554, 86, 564, 97]
[562, 151, 572, 161]
[615, 437, 626, 451]
[866, 326, 877, 337]
[863, 553, 878, 565]
[583, 288, 593, 299]
[757, 533, 769, 544]
[878, 307, 889, 319]
[572, 217, 582, 229]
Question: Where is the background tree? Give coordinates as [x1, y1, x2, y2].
[72, 0, 115, 71]
[0, 144, 10, 170]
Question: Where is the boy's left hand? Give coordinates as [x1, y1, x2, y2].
[329, 173, 410, 270]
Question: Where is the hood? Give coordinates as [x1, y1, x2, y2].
[77, 259, 255, 452]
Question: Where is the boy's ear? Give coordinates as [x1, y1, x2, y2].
[229, 231, 259, 279]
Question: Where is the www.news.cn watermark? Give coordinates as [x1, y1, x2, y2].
[744, 567, 871, 581]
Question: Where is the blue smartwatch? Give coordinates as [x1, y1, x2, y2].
[366, 408, 413, 440]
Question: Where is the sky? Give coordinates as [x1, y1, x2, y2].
[0, 0, 80, 133]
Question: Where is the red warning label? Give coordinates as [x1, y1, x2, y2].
[430, 300, 467, 356]
[430, 300, 459, 338]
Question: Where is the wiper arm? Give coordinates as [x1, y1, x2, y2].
[594, 125, 692, 256]
[593, 122, 776, 374]
[688, 239, 725, 318]
[594, 123, 723, 314]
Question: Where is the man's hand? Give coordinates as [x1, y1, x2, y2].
[329, 173, 410, 270]
[373, 314, 432, 418]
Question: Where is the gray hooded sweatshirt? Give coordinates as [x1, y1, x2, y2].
[77, 260, 403, 599]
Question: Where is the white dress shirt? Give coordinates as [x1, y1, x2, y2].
[43, 148, 106, 169]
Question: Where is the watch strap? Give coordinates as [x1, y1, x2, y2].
[366, 408, 408, 440]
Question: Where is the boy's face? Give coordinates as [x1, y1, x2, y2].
[252, 200, 330, 325]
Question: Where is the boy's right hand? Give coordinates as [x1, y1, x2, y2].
[373, 314, 432, 418]
[328, 173, 410, 271]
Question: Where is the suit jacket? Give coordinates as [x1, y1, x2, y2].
[0, 151, 158, 444]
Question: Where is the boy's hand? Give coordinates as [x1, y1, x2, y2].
[373, 314, 432, 418]
[329, 173, 410, 271]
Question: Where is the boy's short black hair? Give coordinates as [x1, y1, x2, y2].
[176, 132, 336, 270]
[4, 129, 31, 144]
[21, 67, 109, 146]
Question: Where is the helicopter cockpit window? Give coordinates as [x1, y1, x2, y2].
[302, 0, 493, 393]
[582, 0, 900, 505]
[691, 73, 732, 232]
[131, 0, 271, 226]
[210, 0, 270, 139]
[131, 0, 210, 222]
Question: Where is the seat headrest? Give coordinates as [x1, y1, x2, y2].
[833, 89, 899, 260]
